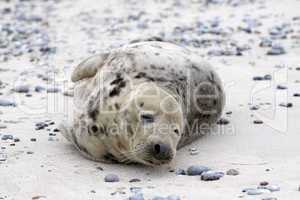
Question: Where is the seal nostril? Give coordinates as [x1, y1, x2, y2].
[154, 144, 161, 154]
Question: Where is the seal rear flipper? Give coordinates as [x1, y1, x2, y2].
[71, 52, 109, 82]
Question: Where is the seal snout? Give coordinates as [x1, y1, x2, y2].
[150, 142, 173, 162]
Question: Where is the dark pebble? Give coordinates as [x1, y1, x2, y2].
[129, 178, 141, 183]
[217, 118, 230, 125]
[30, 138, 37, 142]
[277, 85, 287, 90]
[279, 102, 293, 108]
[253, 120, 263, 124]
[260, 181, 269, 186]
[14, 138, 20, 142]
[175, 168, 186, 175]
[186, 165, 210, 176]
[35, 86, 45, 92]
[293, 93, 300, 97]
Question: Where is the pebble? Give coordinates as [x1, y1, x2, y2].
[247, 189, 269, 195]
[129, 193, 144, 200]
[175, 168, 186, 175]
[277, 85, 287, 90]
[35, 86, 45, 92]
[217, 118, 230, 125]
[293, 93, 300, 97]
[1, 134, 13, 140]
[279, 102, 293, 108]
[104, 174, 120, 182]
[35, 122, 48, 130]
[129, 178, 141, 183]
[253, 120, 263, 124]
[14, 85, 30, 93]
[226, 169, 239, 176]
[30, 138, 37, 142]
[0, 99, 16, 107]
[267, 44, 286, 55]
[260, 181, 269, 186]
[47, 87, 61, 93]
[262, 198, 278, 200]
[186, 165, 210, 176]
[201, 170, 224, 181]
[266, 185, 280, 192]
[14, 138, 20, 142]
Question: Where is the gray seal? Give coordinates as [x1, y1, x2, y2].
[60, 41, 225, 165]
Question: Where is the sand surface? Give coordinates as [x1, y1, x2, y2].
[1, 0, 300, 199]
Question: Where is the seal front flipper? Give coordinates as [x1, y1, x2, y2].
[71, 52, 109, 82]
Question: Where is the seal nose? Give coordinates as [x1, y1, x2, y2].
[151, 143, 173, 161]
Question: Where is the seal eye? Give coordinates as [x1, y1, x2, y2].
[91, 125, 98, 133]
[88, 124, 100, 135]
[174, 129, 179, 135]
[141, 113, 155, 124]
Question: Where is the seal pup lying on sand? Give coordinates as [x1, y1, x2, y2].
[60, 41, 225, 166]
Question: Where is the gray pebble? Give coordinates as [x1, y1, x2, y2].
[1, 134, 13, 140]
[266, 185, 280, 192]
[0, 99, 16, 107]
[47, 87, 61, 93]
[267, 44, 286, 55]
[104, 174, 120, 182]
[262, 198, 278, 200]
[247, 189, 268, 195]
[201, 170, 224, 181]
[253, 120, 263, 124]
[166, 195, 181, 200]
[175, 168, 186, 175]
[129, 193, 144, 200]
[294, 93, 300, 97]
[14, 85, 30, 93]
[277, 85, 287, 90]
[226, 169, 239, 176]
[35, 86, 45, 92]
[186, 165, 210, 176]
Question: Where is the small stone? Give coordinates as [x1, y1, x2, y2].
[27, 151, 34, 154]
[253, 76, 264, 81]
[129, 193, 144, 200]
[262, 198, 277, 200]
[253, 120, 263, 124]
[14, 85, 30, 93]
[0, 99, 16, 107]
[129, 178, 141, 183]
[247, 189, 267, 195]
[14, 138, 20, 142]
[201, 170, 224, 181]
[30, 138, 37, 142]
[264, 74, 272, 80]
[1, 134, 13, 140]
[175, 168, 186, 175]
[293, 93, 300, 97]
[250, 105, 260, 110]
[104, 174, 119, 182]
[166, 195, 181, 200]
[279, 102, 293, 108]
[260, 181, 269, 186]
[226, 169, 239, 176]
[226, 111, 232, 115]
[267, 44, 286, 55]
[130, 187, 142, 193]
[266, 185, 280, 192]
[47, 87, 61, 93]
[186, 165, 210, 176]
[152, 197, 165, 200]
[277, 85, 287, 90]
[35, 86, 45, 92]
[217, 118, 230, 125]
